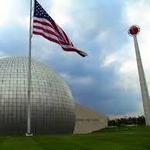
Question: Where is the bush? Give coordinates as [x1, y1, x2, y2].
[108, 116, 145, 127]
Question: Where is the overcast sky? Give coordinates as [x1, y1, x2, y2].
[0, 0, 150, 116]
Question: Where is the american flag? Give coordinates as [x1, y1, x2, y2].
[33, 0, 87, 57]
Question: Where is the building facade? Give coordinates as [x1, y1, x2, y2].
[0, 57, 75, 134]
[74, 104, 108, 134]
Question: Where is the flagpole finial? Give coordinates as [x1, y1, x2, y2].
[128, 25, 140, 36]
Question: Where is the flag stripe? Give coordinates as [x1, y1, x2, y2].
[62, 47, 87, 57]
[46, 19, 69, 44]
[57, 26, 70, 44]
[34, 17, 53, 28]
[51, 21, 69, 44]
[33, 21, 54, 33]
[34, 18, 72, 44]
[33, 28, 60, 43]
[33, 31, 60, 45]
[33, 28, 68, 45]
[33, 25, 64, 42]
[33, 18, 67, 43]
[33, 30, 75, 47]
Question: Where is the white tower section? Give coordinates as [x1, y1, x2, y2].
[129, 25, 150, 125]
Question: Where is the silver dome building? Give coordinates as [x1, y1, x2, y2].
[0, 57, 75, 134]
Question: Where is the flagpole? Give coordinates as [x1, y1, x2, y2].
[26, 0, 33, 136]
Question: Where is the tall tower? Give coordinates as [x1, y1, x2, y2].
[128, 25, 150, 125]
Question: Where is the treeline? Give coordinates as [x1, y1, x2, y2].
[108, 116, 145, 126]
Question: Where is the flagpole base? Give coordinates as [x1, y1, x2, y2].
[25, 133, 33, 137]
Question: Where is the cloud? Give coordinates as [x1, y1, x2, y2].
[124, 0, 150, 27]
[50, 0, 73, 26]
[123, 0, 150, 69]
[119, 59, 136, 74]
[60, 73, 94, 86]
[37, 0, 143, 115]
[0, 0, 13, 26]
[116, 0, 150, 92]
[16, 16, 29, 30]
[101, 52, 119, 68]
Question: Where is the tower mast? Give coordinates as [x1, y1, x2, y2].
[128, 25, 150, 125]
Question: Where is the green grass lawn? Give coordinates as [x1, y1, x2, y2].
[0, 126, 149, 150]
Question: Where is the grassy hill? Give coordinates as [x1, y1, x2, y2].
[0, 126, 150, 150]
